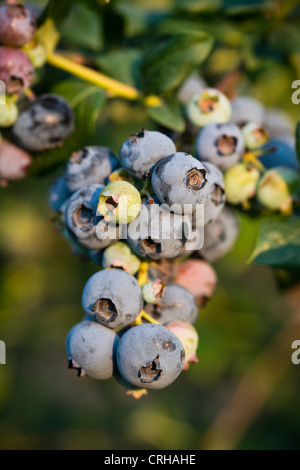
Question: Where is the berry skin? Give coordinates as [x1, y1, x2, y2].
[142, 280, 166, 304]
[0, 100, 18, 127]
[186, 88, 232, 127]
[119, 129, 176, 179]
[257, 167, 298, 214]
[196, 122, 245, 171]
[116, 324, 185, 390]
[178, 72, 207, 104]
[151, 152, 210, 215]
[242, 122, 269, 150]
[98, 181, 141, 225]
[82, 268, 143, 329]
[259, 139, 299, 171]
[199, 207, 240, 263]
[66, 321, 118, 379]
[127, 197, 190, 260]
[203, 162, 226, 225]
[174, 259, 217, 306]
[102, 242, 141, 276]
[66, 184, 117, 250]
[264, 108, 293, 137]
[230, 96, 265, 127]
[0, 138, 32, 184]
[0, 3, 37, 47]
[64, 146, 119, 192]
[0, 46, 34, 95]
[165, 321, 199, 370]
[13, 94, 75, 152]
[49, 176, 72, 212]
[224, 163, 260, 206]
[144, 284, 198, 325]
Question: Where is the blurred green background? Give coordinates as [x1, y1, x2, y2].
[1, 0, 300, 450]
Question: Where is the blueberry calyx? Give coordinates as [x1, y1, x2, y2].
[70, 148, 89, 164]
[216, 135, 238, 156]
[72, 205, 94, 231]
[138, 355, 162, 383]
[198, 95, 219, 114]
[92, 298, 118, 323]
[130, 129, 145, 144]
[186, 168, 207, 190]
[211, 184, 225, 206]
[139, 237, 162, 255]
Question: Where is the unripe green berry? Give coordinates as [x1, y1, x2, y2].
[257, 167, 298, 213]
[224, 163, 260, 205]
[102, 242, 141, 275]
[165, 321, 199, 371]
[0, 101, 18, 127]
[142, 279, 166, 304]
[98, 181, 141, 225]
[186, 88, 232, 127]
[242, 122, 269, 150]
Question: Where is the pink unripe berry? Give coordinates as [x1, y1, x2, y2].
[174, 259, 217, 306]
[0, 138, 32, 184]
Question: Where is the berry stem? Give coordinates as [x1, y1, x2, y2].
[137, 262, 150, 287]
[140, 309, 162, 325]
[47, 52, 141, 101]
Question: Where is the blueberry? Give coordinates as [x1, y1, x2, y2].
[151, 152, 210, 214]
[0, 138, 32, 184]
[203, 162, 226, 225]
[116, 324, 185, 390]
[224, 163, 260, 206]
[196, 123, 245, 171]
[142, 280, 166, 304]
[119, 129, 176, 179]
[102, 242, 141, 275]
[66, 184, 118, 250]
[144, 284, 198, 325]
[0, 3, 37, 47]
[0, 100, 18, 128]
[98, 181, 141, 225]
[66, 321, 118, 379]
[178, 72, 207, 104]
[64, 146, 119, 192]
[242, 122, 269, 150]
[199, 206, 240, 262]
[127, 197, 190, 260]
[174, 259, 217, 306]
[230, 96, 265, 127]
[165, 321, 199, 371]
[186, 88, 232, 127]
[49, 176, 72, 212]
[264, 108, 293, 137]
[12, 94, 75, 152]
[0, 46, 34, 95]
[82, 268, 143, 329]
[259, 139, 299, 170]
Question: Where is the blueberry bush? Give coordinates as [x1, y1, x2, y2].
[1, 0, 300, 450]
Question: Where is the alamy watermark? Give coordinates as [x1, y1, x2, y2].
[291, 80, 300, 105]
[0, 341, 6, 365]
[0, 80, 6, 104]
[291, 340, 300, 365]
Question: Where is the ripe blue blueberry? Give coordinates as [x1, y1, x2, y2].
[66, 321, 118, 379]
[259, 139, 299, 171]
[144, 284, 198, 325]
[119, 129, 176, 179]
[230, 96, 265, 126]
[13, 94, 75, 152]
[203, 162, 226, 225]
[0, 3, 37, 47]
[151, 152, 210, 214]
[82, 268, 143, 329]
[0, 46, 34, 95]
[196, 122, 245, 171]
[66, 184, 117, 250]
[116, 324, 185, 390]
[178, 72, 207, 104]
[199, 206, 240, 262]
[264, 108, 293, 137]
[64, 146, 119, 192]
[127, 197, 191, 260]
[49, 176, 72, 212]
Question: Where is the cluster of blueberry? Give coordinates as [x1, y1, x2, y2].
[0, 3, 74, 186]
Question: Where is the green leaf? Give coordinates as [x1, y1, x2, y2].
[95, 49, 142, 87]
[30, 80, 106, 176]
[222, 0, 271, 15]
[250, 215, 300, 269]
[142, 31, 214, 94]
[61, 3, 103, 52]
[175, 0, 222, 13]
[147, 99, 186, 132]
